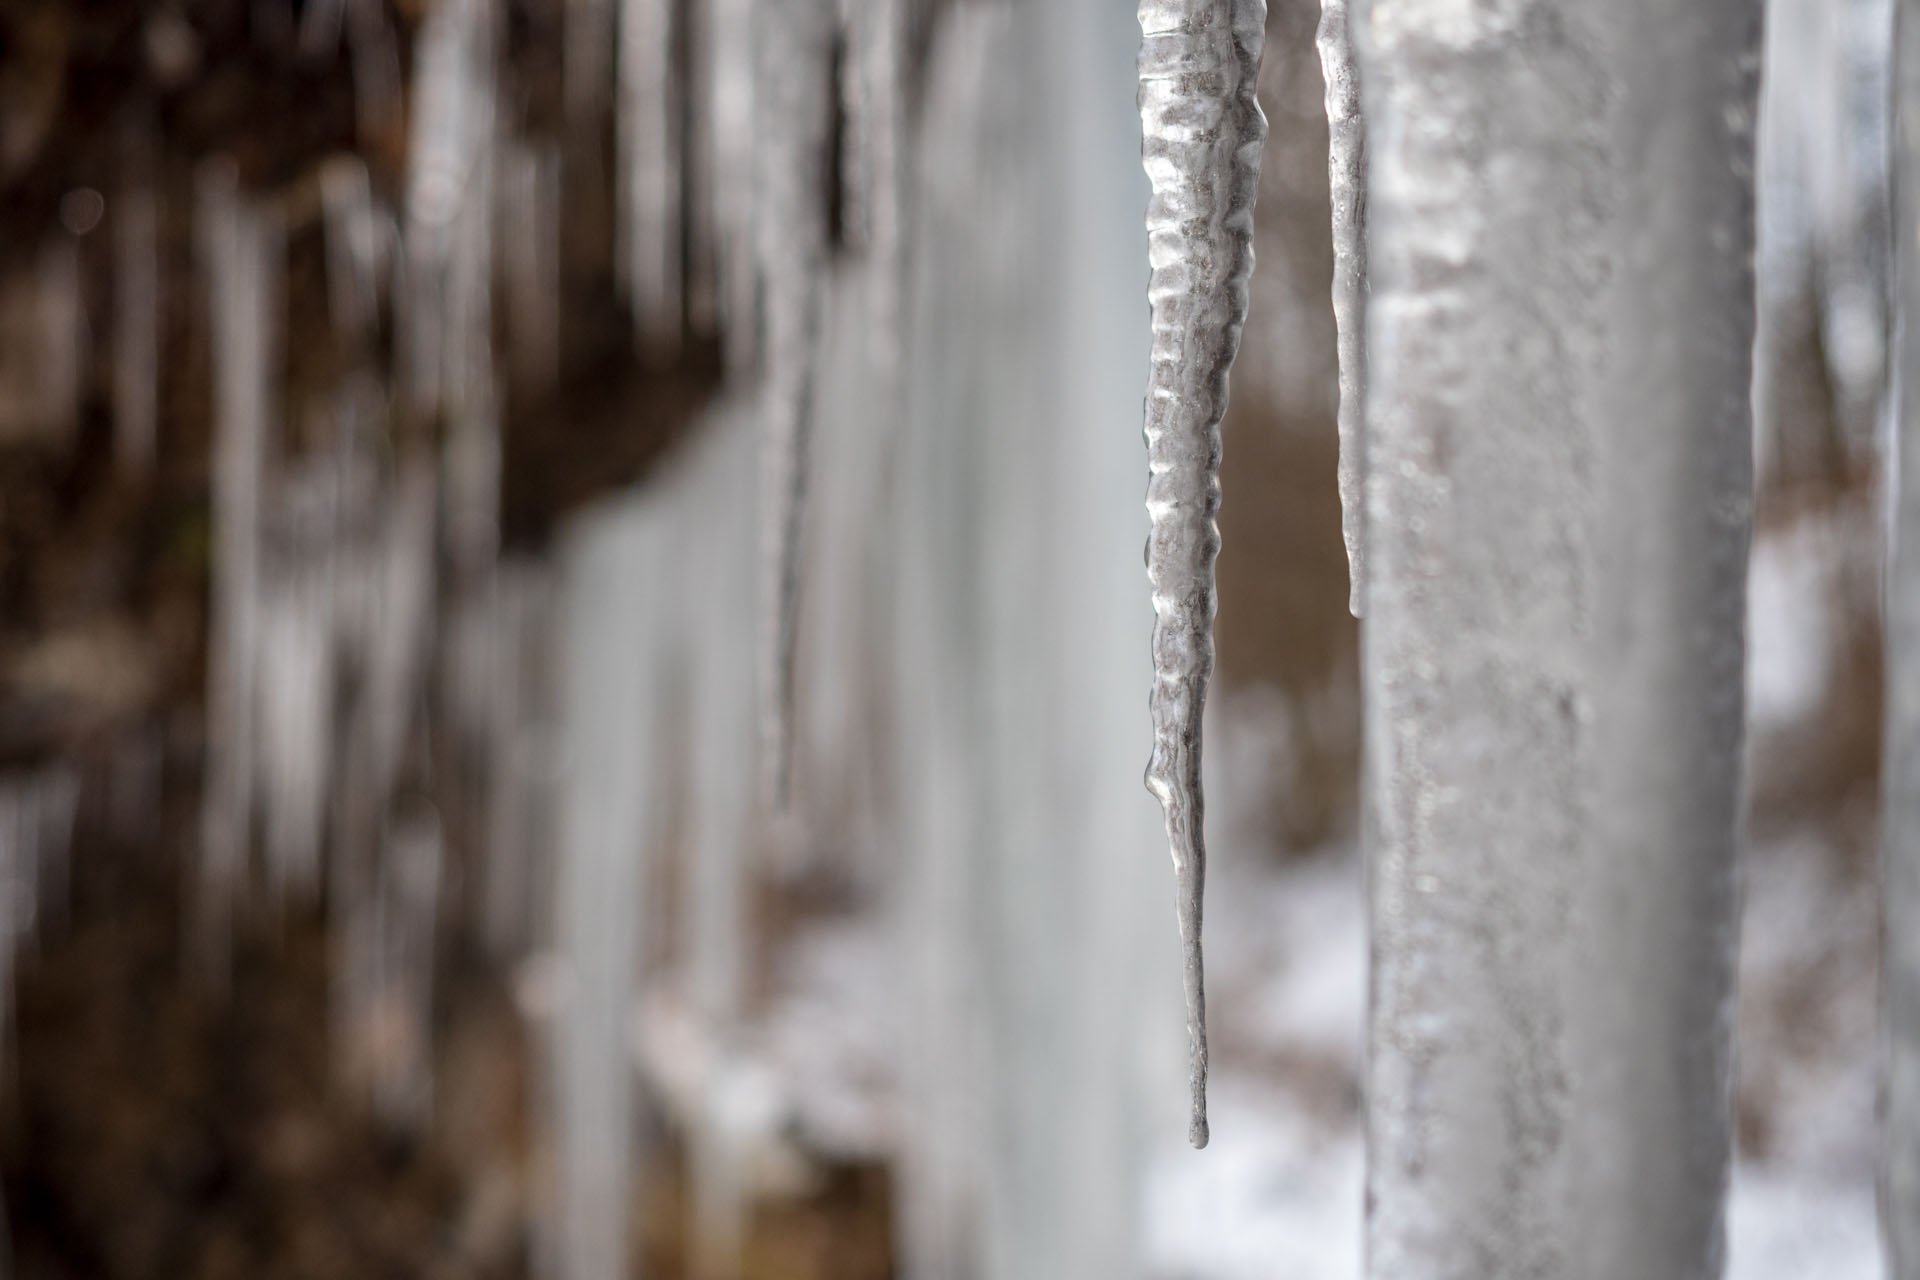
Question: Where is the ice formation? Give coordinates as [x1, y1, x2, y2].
[754, 0, 834, 813]
[1137, 0, 1268, 1150]
[1883, 1, 1920, 1269]
[618, 0, 682, 355]
[1, 0, 1850, 1276]
[112, 124, 160, 475]
[1316, 0, 1367, 617]
[197, 161, 280, 977]
[1358, 2, 1759, 1275]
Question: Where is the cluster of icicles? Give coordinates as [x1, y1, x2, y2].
[0, 0, 900, 1270]
[0, 0, 1905, 1274]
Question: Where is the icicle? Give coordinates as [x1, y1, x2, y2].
[500, 140, 563, 393]
[483, 560, 557, 959]
[838, 0, 874, 254]
[113, 124, 160, 476]
[565, 0, 618, 131]
[256, 477, 337, 902]
[298, 0, 347, 61]
[1317, 0, 1367, 618]
[0, 783, 33, 1041]
[346, 0, 405, 146]
[617, 0, 683, 355]
[834, 0, 907, 375]
[443, 341, 500, 583]
[1884, 0, 1920, 1269]
[320, 155, 382, 352]
[197, 162, 282, 975]
[402, 0, 496, 422]
[366, 456, 438, 802]
[36, 236, 85, 453]
[1359, 4, 1757, 1275]
[684, 0, 721, 332]
[710, 0, 760, 374]
[1136, 0, 1266, 1150]
[790, 257, 898, 882]
[371, 804, 443, 1129]
[550, 491, 675, 1280]
[108, 724, 164, 846]
[681, 409, 760, 1273]
[755, 0, 834, 814]
[33, 765, 79, 935]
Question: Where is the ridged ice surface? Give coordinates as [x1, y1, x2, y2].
[1137, 0, 1267, 1150]
[1316, 0, 1367, 617]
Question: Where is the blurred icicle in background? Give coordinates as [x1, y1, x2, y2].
[0, 0, 1900, 1277]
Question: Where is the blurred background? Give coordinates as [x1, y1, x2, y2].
[0, 0, 1893, 1276]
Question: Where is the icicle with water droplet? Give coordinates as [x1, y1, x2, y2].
[756, 0, 834, 813]
[1317, 0, 1367, 617]
[618, 0, 683, 355]
[1136, 0, 1266, 1150]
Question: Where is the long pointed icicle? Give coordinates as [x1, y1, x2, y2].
[1137, 0, 1266, 1150]
[1316, 0, 1367, 617]
[755, 0, 832, 814]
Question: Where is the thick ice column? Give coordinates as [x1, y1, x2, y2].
[1358, 3, 1758, 1277]
[549, 492, 675, 1280]
[1883, 2, 1920, 1270]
